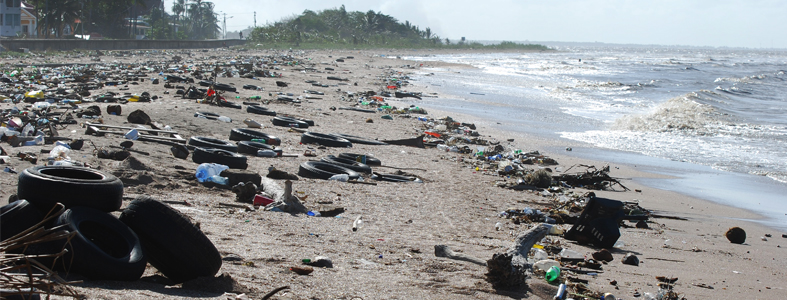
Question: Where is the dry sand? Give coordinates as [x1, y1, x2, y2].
[1, 47, 785, 299]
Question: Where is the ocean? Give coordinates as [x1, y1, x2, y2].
[402, 45, 787, 230]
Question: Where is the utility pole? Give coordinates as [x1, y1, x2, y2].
[254, 12, 256, 28]
[80, 0, 84, 38]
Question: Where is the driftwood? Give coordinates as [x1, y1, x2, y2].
[486, 224, 551, 288]
[553, 164, 630, 191]
[434, 245, 487, 266]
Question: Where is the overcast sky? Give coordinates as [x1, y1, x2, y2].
[162, 0, 787, 48]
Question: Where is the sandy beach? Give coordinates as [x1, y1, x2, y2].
[1, 47, 785, 300]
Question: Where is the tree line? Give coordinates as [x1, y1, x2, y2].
[246, 5, 549, 50]
[26, 0, 219, 40]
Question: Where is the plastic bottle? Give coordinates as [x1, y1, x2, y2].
[217, 116, 232, 122]
[533, 249, 548, 261]
[195, 163, 230, 183]
[533, 259, 560, 272]
[207, 174, 229, 185]
[545, 266, 560, 282]
[328, 174, 349, 182]
[436, 144, 449, 152]
[352, 216, 363, 231]
[257, 150, 277, 157]
[559, 249, 584, 260]
[248, 95, 261, 100]
[555, 283, 567, 300]
[250, 138, 267, 144]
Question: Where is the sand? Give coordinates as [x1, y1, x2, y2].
[1, 47, 785, 300]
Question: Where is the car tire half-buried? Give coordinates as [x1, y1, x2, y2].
[298, 161, 360, 180]
[192, 147, 248, 169]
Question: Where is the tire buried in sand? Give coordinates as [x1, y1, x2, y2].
[192, 147, 248, 169]
[321, 155, 372, 174]
[188, 136, 238, 152]
[300, 132, 352, 148]
[298, 161, 361, 180]
[237, 140, 282, 156]
[337, 153, 382, 166]
[229, 128, 281, 145]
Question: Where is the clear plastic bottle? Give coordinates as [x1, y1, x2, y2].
[257, 150, 277, 157]
[207, 174, 229, 185]
[195, 163, 229, 182]
[352, 216, 363, 231]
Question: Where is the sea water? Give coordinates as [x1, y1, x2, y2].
[403, 45, 787, 230]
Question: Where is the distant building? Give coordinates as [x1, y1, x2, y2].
[0, 0, 22, 37]
[20, 1, 35, 37]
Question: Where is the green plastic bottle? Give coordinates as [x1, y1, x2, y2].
[545, 266, 560, 282]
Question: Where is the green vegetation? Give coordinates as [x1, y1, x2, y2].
[248, 6, 550, 50]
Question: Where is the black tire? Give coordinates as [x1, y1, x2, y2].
[337, 153, 382, 166]
[218, 99, 241, 109]
[246, 105, 276, 116]
[332, 133, 388, 145]
[321, 155, 372, 174]
[0, 200, 44, 241]
[214, 83, 236, 92]
[17, 166, 124, 212]
[300, 132, 352, 148]
[119, 195, 222, 284]
[271, 116, 309, 128]
[188, 136, 238, 152]
[372, 173, 421, 182]
[237, 141, 282, 156]
[298, 161, 360, 180]
[54, 207, 146, 281]
[194, 111, 219, 120]
[229, 128, 281, 146]
[192, 147, 248, 169]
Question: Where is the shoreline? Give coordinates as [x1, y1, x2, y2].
[390, 51, 787, 231]
[1, 48, 785, 299]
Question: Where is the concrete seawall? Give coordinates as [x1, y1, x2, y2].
[0, 39, 247, 51]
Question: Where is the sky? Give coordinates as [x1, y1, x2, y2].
[161, 0, 787, 48]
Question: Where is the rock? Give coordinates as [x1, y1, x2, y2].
[621, 253, 639, 266]
[127, 109, 151, 125]
[635, 220, 649, 229]
[726, 227, 746, 244]
[308, 256, 333, 268]
[290, 266, 313, 275]
[231, 182, 258, 203]
[267, 169, 299, 180]
[592, 249, 613, 262]
[170, 144, 189, 159]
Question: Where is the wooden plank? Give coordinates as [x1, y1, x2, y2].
[85, 122, 178, 134]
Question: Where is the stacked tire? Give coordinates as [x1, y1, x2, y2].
[3, 166, 222, 283]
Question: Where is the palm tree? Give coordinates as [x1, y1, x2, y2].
[172, 0, 185, 36]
